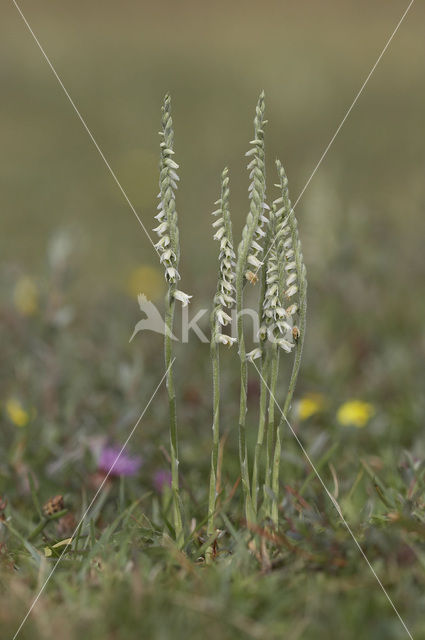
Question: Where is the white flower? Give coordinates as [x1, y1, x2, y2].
[164, 158, 179, 169]
[166, 266, 180, 282]
[216, 309, 232, 326]
[274, 318, 292, 333]
[285, 285, 298, 298]
[246, 348, 262, 362]
[277, 338, 294, 353]
[213, 226, 226, 241]
[258, 325, 267, 341]
[160, 248, 176, 262]
[154, 236, 170, 249]
[221, 280, 234, 293]
[217, 293, 235, 307]
[153, 221, 168, 235]
[216, 334, 237, 347]
[173, 289, 192, 306]
[251, 240, 263, 253]
[247, 254, 263, 269]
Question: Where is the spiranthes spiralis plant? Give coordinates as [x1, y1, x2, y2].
[148, 92, 305, 548]
[256, 185, 294, 518]
[206, 167, 236, 563]
[153, 94, 191, 543]
[235, 91, 268, 525]
[268, 158, 307, 527]
[243, 155, 306, 525]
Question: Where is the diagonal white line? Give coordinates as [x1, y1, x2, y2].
[257, 0, 415, 276]
[11, 360, 174, 640]
[252, 361, 414, 640]
[291, 0, 415, 211]
[11, 0, 159, 257]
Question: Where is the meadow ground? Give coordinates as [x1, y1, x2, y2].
[1, 2, 425, 638]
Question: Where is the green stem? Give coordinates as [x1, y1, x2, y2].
[271, 279, 307, 528]
[165, 285, 183, 543]
[283, 322, 305, 418]
[264, 345, 279, 519]
[236, 270, 255, 525]
[28, 509, 68, 541]
[206, 336, 220, 564]
[252, 348, 270, 516]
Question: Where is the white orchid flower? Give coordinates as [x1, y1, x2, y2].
[172, 289, 192, 306]
[246, 348, 262, 362]
[216, 309, 232, 326]
[216, 334, 237, 347]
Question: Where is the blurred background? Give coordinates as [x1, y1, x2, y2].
[1, 0, 425, 449]
[2, 4, 425, 636]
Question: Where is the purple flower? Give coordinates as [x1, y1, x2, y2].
[153, 469, 172, 493]
[98, 445, 142, 477]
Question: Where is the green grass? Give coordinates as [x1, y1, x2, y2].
[1, 271, 425, 639]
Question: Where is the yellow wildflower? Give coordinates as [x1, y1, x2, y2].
[6, 398, 30, 427]
[13, 276, 38, 316]
[126, 265, 164, 301]
[298, 393, 325, 420]
[337, 400, 375, 428]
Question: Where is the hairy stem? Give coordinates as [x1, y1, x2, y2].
[165, 285, 183, 543]
[271, 277, 307, 527]
[206, 335, 220, 563]
[252, 349, 270, 516]
[265, 344, 279, 519]
[235, 275, 255, 525]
